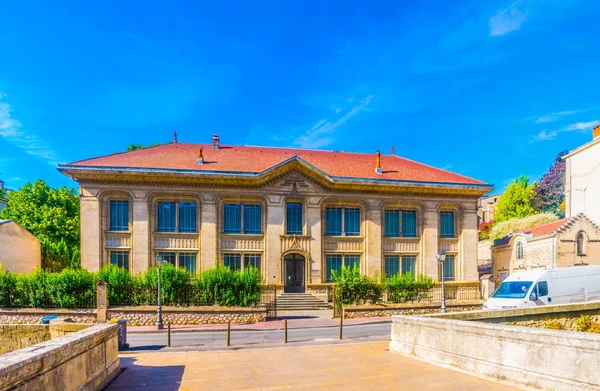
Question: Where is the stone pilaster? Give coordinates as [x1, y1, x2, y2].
[306, 203, 322, 283]
[365, 203, 382, 278]
[266, 200, 284, 284]
[80, 187, 101, 271]
[131, 198, 150, 273]
[422, 203, 439, 280]
[461, 207, 479, 281]
[200, 200, 217, 270]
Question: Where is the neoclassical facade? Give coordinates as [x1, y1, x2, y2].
[59, 135, 492, 292]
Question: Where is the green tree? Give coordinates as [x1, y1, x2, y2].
[494, 175, 536, 222]
[0, 180, 80, 270]
[126, 142, 161, 152]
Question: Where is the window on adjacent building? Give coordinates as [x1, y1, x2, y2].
[157, 202, 177, 232]
[179, 253, 197, 273]
[224, 253, 242, 271]
[344, 255, 360, 271]
[110, 251, 129, 270]
[223, 203, 262, 234]
[244, 254, 261, 270]
[109, 200, 129, 231]
[440, 211, 455, 238]
[385, 255, 400, 278]
[577, 233, 586, 256]
[157, 252, 177, 267]
[516, 242, 524, 260]
[286, 202, 303, 235]
[402, 211, 417, 237]
[438, 255, 455, 282]
[385, 210, 418, 238]
[384, 210, 400, 237]
[325, 207, 360, 236]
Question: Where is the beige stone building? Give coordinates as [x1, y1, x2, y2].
[59, 134, 492, 293]
[563, 125, 600, 225]
[492, 214, 600, 282]
[477, 194, 498, 225]
[0, 219, 41, 273]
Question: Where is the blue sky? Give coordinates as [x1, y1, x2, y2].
[1, 1, 599, 192]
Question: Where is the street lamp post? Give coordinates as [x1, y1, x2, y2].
[155, 254, 168, 330]
[436, 249, 447, 313]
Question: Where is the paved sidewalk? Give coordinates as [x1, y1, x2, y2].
[108, 341, 518, 390]
[128, 313, 391, 333]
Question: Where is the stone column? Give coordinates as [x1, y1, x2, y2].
[365, 202, 382, 278]
[80, 187, 101, 271]
[96, 280, 108, 322]
[131, 198, 150, 273]
[422, 202, 439, 280]
[200, 200, 217, 270]
[266, 200, 284, 285]
[307, 202, 322, 284]
[461, 208, 479, 281]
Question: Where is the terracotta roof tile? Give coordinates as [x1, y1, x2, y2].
[523, 218, 570, 237]
[66, 142, 488, 185]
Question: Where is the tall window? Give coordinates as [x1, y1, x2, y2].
[402, 255, 417, 276]
[286, 202, 303, 235]
[178, 202, 197, 233]
[109, 200, 129, 231]
[157, 252, 177, 266]
[110, 251, 129, 270]
[224, 253, 242, 271]
[244, 254, 262, 270]
[179, 253, 196, 273]
[384, 209, 418, 238]
[326, 254, 361, 282]
[385, 255, 416, 278]
[439, 255, 455, 282]
[577, 233, 586, 256]
[223, 203, 262, 234]
[516, 242, 524, 260]
[440, 211, 455, 238]
[157, 202, 177, 232]
[325, 207, 360, 236]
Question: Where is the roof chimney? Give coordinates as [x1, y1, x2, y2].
[594, 124, 600, 140]
[213, 134, 220, 149]
[375, 150, 382, 174]
[197, 148, 204, 165]
[391, 145, 395, 156]
[173, 131, 178, 143]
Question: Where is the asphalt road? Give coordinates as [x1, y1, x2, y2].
[124, 323, 392, 352]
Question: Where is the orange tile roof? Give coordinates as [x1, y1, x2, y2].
[65, 142, 489, 186]
[523, 218, 570, 237]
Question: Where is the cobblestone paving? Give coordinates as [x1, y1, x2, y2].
[108, 341, 518, 390]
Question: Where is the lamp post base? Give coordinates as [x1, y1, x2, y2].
[441, 297, 447, 314]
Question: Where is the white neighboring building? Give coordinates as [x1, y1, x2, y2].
[564, 125, 600, 224]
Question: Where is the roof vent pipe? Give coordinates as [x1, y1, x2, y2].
[375, 150, 382, 174]
[197, 148, 204, 165]
[213, 134, 220, 149]
[173, 131, 178, 143]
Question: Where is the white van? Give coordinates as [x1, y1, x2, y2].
[483, 265, 600, 310]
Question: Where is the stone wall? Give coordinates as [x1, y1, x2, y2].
[0, 323, 119, 391]
[0, 308, 97, 325]
[0, 324, 50, 354]
[344, 302, 482, 319]
[390, 302, 600, 390]
[107, 306, 266, 326]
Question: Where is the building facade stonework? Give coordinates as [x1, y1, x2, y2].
[59, 137, 492, 291]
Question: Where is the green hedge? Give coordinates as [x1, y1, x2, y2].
[332, 266, 434, 306]
[0, 264, 264, 308]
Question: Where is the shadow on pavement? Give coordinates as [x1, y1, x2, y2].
[124, 345, 165, 352]
[107, 357, 185, 391]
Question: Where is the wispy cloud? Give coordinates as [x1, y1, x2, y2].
[489, 1, 528, 37]
[293, 95, 374, 149]
[531, 120, 600, 143]
[0, 94, 60, 165]
[533, 109, 584, 124]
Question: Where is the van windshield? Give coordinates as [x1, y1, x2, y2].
[492, 281, 533, 299]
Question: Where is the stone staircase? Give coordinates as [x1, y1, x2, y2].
[275, 293, 332, 311]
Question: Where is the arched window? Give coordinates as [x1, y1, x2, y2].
[516, 241, 524, 260]
[577, 233, 586, 256]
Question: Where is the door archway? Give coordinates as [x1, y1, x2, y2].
[283, 253, 306, 293]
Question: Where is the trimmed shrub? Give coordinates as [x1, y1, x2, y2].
[385, 273, 434, 303]
[332, 266, 383, 305]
